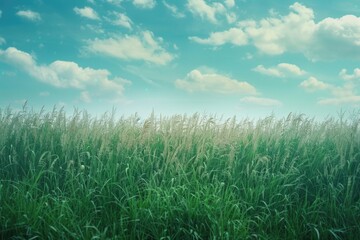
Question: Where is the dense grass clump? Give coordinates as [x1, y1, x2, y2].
[0, 106, 359, 239]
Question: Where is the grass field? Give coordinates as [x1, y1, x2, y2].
[0, 105, 359, 239]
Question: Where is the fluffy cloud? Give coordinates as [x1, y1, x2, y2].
[300, 73, 360, 105]
[187, 0, 224, 24]
[186, 0, 235, 24]
[86, 31, 174, 65]
[300, 77, 330, 92]
[224, 0, 235, 8]
[175, 69, 257, 94]
[253, 63, 306, 77]
[16, 10, 41, 21]
[0, 47, 130, 98]
[310, 15, 360, 60]
[110, 12, 133, 29]
[240, 97, 282, 107]
[74, 6, 100, 20]
[133, 0, 156, 9]
[191, 2, 314, 53]
[190, 2, 360, 60]
[190, 28, 248, 46]
[163, 1, 185, 18]
[339, 68, 360, 81]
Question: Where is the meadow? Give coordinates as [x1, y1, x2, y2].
[0, 105, 359, 239]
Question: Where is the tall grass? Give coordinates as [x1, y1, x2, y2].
[0, 105, 359, 239]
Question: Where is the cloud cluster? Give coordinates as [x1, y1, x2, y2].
[175, 69, 257, 95]
[190, 2, 360, 61]
[0, 47, 130, 101]
[253, 63, 306, 78]
[186, 0, 236, 24]
[300, 72, 360, 105]
[73, 4, 173, 65]
[86, 31, 174, 65]
[16, 10, 41, 21]
[74, 6, 100, 20]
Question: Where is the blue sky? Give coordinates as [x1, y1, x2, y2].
[1, 0, 360, 119]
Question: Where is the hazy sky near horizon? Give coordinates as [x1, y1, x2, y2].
[1, 0, 360, 119]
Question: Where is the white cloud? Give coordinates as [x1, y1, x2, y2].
[339, 68, 360, 81]
[191, 2, 314, 53]
[190, 2, 360, 60]
[253, 63, 306, 77]
[86, 31, 174, 65]
[175, 69, 257, 94]
[300, 73, 360, 105]
[111, 12, 133, 29]
[163, 1, 185, 18]
[190, 28, 248, 46]
[243, 2, 315, 55]
[0, 37, 5, 45]
[277, 63, 306, 76]
[240, 97, 282, 107]
[226, 12, 236, 24]
[186, 0, 226, 24]
[186, 0, 236, 24]
[16, 10, 41, 21]
[300, 77, 330, 92]
[310, 15, 360, 60]
[0, 47, 130, 97]
[300, 77, 355, 97]
[253, 65, 282, 77]
[133, 0, 156, 9]
[224, 0, 235, 8]
[74, 6, 100, 20]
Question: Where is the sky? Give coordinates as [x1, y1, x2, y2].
[1, 0, 360, 119]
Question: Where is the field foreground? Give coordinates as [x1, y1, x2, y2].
[0, 107, 359, 239]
